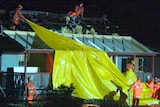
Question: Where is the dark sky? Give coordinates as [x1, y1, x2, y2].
[1, 0, 160, 51]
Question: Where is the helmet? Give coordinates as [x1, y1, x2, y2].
[80, 3, 83, 7]
[28, 77, 33, 82]
[18, 4, 23, 9]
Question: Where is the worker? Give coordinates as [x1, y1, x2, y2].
[78, 2, 84, 17]
[12, 4, 26, 30]
[153, 78, 160, 99]
[126, 59, 135, 71]
[124, 59, 137, 85]
[24, 77, 37, 107]
[68, 11, 77, 17]
[145, 78, 154, 97]
[131, 77, 143, 107]
[68, 5, 79, 17]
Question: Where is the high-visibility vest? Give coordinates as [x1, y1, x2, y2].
[132, 81, 143, 98]
[146, 81, 154, 97]
[68, 11, 78, 17]
[153, 82, 160, 98]
[26, 82, 36, 95]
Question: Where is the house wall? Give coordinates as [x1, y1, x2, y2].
[1, 52, 158, 81]
[0, 53, 23, 72]
[0, 52, 53, 73]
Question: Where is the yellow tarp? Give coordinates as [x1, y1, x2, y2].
[26, 19, 160, 105]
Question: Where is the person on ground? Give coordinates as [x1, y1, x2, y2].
[153, 78, 160, 99]
[145, 78, 154, 97]
[126, 59, 135, 71]
[24, 77, 37, 107]
[131, 77, 143, 107]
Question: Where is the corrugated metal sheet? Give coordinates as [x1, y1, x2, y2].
[3, 30, 154, 53]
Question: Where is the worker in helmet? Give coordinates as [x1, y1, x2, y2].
[146, 78, 154, 97]
[24, 77, 37, 107]
[153, 78, 160, 99]
[79, 2, 84, 17]
[12, 4, 26, 30]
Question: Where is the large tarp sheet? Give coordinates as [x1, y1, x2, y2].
[26, 19, 159, 105]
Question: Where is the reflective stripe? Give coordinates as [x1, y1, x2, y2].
[134, 83, 142, 88]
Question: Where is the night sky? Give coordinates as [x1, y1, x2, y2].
[1, 0, 160, 51]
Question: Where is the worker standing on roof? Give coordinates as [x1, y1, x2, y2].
[131, 77, 143, 107]
[68, 5, 79, 17]
[67, 5, 80, 27]
[12, 4, 26, 30]
[78, 2, 84, 17]
[69, 3, 84, 17]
